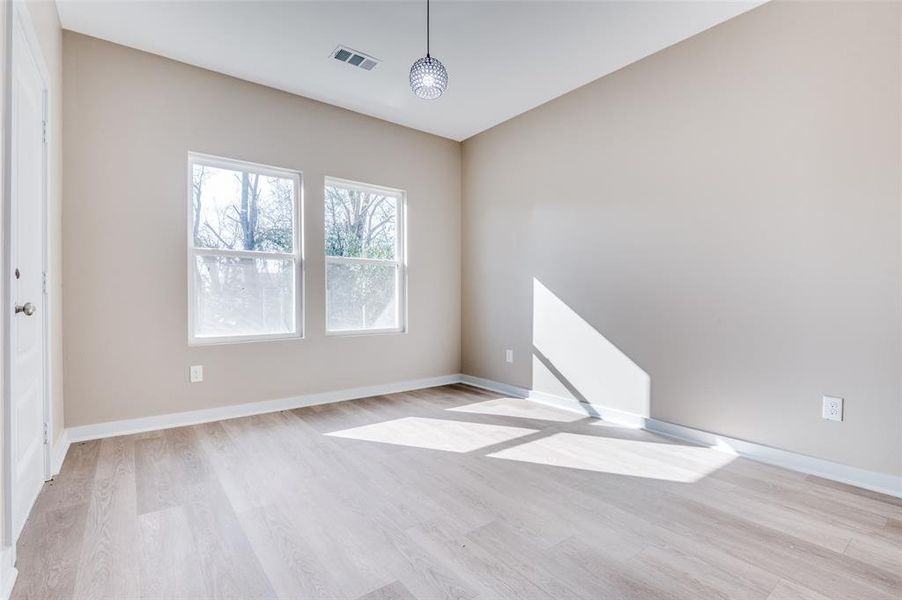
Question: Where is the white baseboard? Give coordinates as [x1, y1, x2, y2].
[459, 374, 648, 428]
[459, 374, 529, 398]
[0, 545, 17, 600]
[51, 428, 70, 476]
[459, 375, 902, 499]
[63, 374, 462, 447]
[53, 372, 902, 500]
[644, 418, 902, 499]
[528, 389, 649, 429]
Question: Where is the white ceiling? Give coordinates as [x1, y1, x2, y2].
[56, 0, 762, 141]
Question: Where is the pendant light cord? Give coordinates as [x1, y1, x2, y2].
[426, 0, 430, 58]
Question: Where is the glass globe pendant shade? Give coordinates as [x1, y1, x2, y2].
[409, 55, 448, 100]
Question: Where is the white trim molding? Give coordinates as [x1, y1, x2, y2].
[459, 375, 902, 499]
[459, 374, 529, 399]
[51, 373, 902, 501]
[528, 389, 649, 429]
[0, 545, 16, 600]
[644, 419, 902, 499]
[64, 374, 461, 445]
[460, 374, 648, 428]
[50, 428, 69, 476]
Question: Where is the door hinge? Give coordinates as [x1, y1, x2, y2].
[42, 271, 47, 294]
[43, 423, 48, 445]
[41, 120, 47, 145]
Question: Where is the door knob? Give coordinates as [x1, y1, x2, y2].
[15, 302, 35, 316]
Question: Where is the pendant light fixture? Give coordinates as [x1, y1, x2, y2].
[409, 0, 448, 99]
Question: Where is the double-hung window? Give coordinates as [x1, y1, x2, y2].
[188, 153, 302, 344]
[325, 178, 406, 334]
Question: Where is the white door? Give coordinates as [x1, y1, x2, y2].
[9, 11, 48, 539]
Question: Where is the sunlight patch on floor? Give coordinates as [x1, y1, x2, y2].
[326, 417, 538, 453]
[447, 398, 582, 423]
[487, 432, 736, 482]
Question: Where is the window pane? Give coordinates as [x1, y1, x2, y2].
[193, 255, 295, 338]
[327, 262, 399, 331]
[325, 185, 397, 260]
[192, 163, 295, 253]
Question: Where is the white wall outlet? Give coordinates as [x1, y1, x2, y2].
[822, 395, 843, 421]
[189, 365, 204, 383]
[505, 349, 514, 363]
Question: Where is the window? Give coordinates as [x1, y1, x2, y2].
[325, 178, 406, 334]
[188, 154, 302, 344]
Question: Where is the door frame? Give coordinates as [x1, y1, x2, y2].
[1, 0, 53, 554]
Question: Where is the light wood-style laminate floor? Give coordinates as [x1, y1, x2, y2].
[12, 384, 902, 599]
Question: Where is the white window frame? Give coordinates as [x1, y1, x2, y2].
[324, 177, 407, 336]
[187, 152, 304, 345]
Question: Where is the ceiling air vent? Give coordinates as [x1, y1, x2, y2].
[332, 46, 380, 71]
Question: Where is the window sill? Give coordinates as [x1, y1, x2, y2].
[325, 328, 407, 338]
[188, 332, 303, 346]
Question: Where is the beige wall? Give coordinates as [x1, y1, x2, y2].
[62, 1, 902, 477]
[461, 1, 902, 477]
[62, 32, 461, 427]
[23, 0, 63, 445]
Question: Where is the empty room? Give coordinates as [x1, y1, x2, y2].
[0, 0, 900, 598]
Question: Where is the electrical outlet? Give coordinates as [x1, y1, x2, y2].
[505, 349, 514, 363]
[822, 395, 843, 421]
[189, 365, 204, 383]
